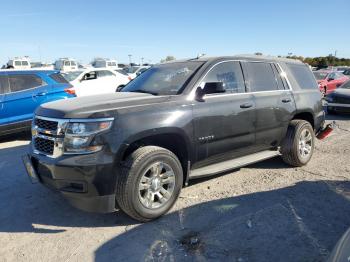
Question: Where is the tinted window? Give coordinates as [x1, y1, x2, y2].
[22, 61, 29, 66]
[15, 61, 21, 66]
[50, 73, 69, 84]
[245, 62, 278, 92]
[8, 74, 44, 92]
[115, 69, 129, 76]
[203, 61, 245, 93]
[97, 70, 114, 77]
[287, 64, 318, 90]
[64, 61, 70, 66]
[0, 75, 10, 94]
[71, 61, 76, 66]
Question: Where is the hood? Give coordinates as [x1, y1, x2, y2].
[36, 92, 170, 119]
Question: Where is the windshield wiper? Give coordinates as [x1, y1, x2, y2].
[130, 90, 158, 96]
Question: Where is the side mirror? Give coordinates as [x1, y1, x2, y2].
[195, 82, 225, 101]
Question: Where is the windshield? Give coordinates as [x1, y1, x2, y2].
[121, 61, 204, 95]
[340, 80, 350, 89]
[62, 71, 83, 81]
[313, 71, 328, 80]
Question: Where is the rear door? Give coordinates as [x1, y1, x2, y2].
[192, 61, 256, 168]
[2, 73, 48, 124]
[242, 61, 295, 151]
[97, 70, 118, 93]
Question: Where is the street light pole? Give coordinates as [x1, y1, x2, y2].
[128, 54, 132, 65]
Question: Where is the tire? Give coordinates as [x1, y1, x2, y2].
[116, 146, 183, 222]
[281, 120, 315, 167]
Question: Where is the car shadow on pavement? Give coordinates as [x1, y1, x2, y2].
[0, 143, 136, 234]
[95, 180, 350, 262]
[326, 113, 350, 121]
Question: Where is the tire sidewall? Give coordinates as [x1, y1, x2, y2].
[127, 150, 183, 220]
[293, 122, 314, 165]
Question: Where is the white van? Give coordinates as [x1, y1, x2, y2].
[6, 57, 31, 69]
[54, 58, 78, 72]
[92, 58, 118, 70]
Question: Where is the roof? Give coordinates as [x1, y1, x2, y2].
[161, 55, 304, 65]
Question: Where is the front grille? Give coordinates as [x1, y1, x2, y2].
[34, 118, 58, 131]
[34, 137, 54, 155]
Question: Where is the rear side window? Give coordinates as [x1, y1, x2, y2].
[22, 61, 29, 66]
[287, 64, 318, 90]
[8, 74, 44, 92]
[15, 61, 21, 66]
[244, 62, 279, 92]
[50, 73, 69, 84]
[115, 69, 129, 76]
[97, 70, 115, 77]
[0, 75, 10, 94]
[203, 61, 245, 93]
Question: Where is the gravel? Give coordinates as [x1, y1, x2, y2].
[0, 114, 349, 262]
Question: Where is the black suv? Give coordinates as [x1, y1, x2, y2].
[24, 55, 325, 222]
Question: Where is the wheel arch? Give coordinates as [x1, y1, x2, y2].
[117, 128, 193, 185]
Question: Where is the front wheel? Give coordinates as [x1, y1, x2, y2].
[116, 146, 183, 222]
[281, 120, 315, 167]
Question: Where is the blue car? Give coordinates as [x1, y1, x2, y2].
[0, 70, 75, 136]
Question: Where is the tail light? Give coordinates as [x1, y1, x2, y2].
[64, 88, 76, 95]
[128, 76, 132, 81]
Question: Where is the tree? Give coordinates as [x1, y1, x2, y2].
[160, 56, 176, 63]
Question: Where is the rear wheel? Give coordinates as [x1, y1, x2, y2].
[281, 120, 315, 167]
[116, 146, 183, 222]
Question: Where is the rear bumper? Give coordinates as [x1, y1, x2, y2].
[29, 149, 118, 213]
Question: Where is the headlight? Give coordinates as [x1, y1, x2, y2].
[64, 119, 113, 154]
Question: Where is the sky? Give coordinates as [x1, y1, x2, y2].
[0, 0, 349, 65]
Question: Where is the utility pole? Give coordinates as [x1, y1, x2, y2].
[128, 54, 132, 65]
[334, 50, 337, 57]
[141, 57, 144, 66]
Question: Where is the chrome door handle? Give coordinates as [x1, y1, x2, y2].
[282, 98, 291, 103]
[34, 92, 47, 97]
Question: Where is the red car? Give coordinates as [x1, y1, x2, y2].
[313, 70, 349, 95]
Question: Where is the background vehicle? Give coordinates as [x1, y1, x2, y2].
[123, 66, 150, 79]
[0, 70, 75, 136]
[54, 58, 78, 72]
[5, 57, 31, 70]
[313, 70, 349, 95]
[27, 55, 324, 222]
[92, 58, 118, 70]
[61, 68, 130, 97]
[343, 69, 350, 76]
[325, 80, 350, 114]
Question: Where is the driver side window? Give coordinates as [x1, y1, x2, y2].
[202, 61, 245, 93]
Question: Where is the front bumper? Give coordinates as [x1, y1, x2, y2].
[28, 149, 118, 213]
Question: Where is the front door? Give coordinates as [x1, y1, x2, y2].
[192, 61, 256, 168]
[2, 73, 48, 125]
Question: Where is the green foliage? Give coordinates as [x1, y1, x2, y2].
[160, 56, 176, 63]
[286, 55, 350, 68]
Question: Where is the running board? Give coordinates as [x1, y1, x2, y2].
[189, 150, 281, 179]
